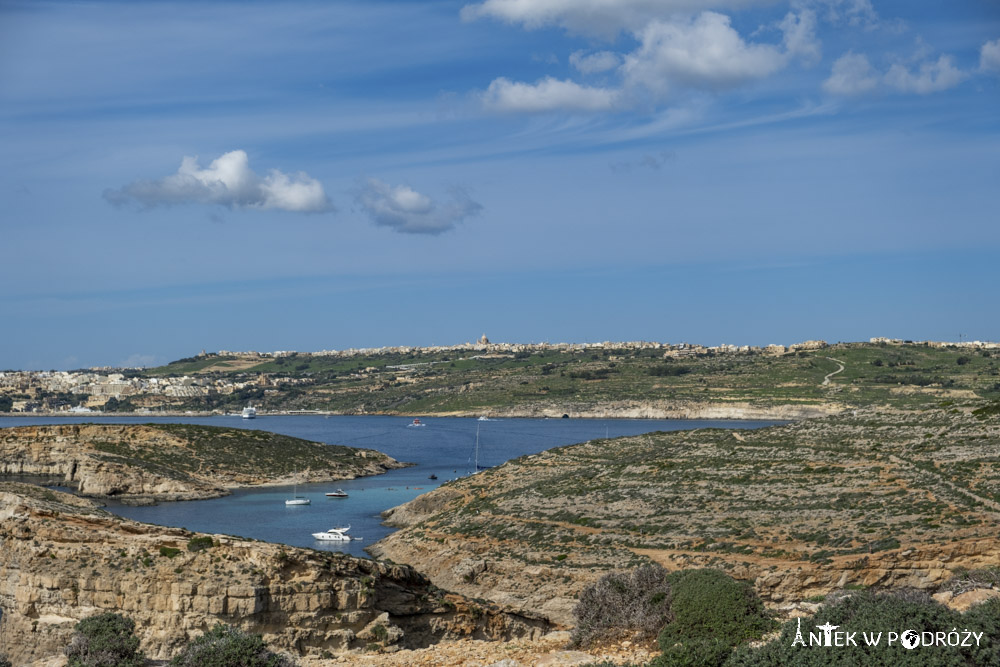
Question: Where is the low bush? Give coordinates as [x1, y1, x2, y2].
[170, 623, 296, 667]
[64, 612, 145, 667]
[658, 569, 775, 653]
[652, 637, 734, 667]
[571, 564, 673, 647]
[187, 536, 214, 552]
[727, 590, 1000, 666]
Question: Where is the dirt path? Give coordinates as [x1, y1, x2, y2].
[822, 357, 845, 385]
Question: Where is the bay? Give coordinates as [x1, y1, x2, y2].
[2, 415, 779, 558]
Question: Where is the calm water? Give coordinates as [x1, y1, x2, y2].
[2, 415, 778, 558]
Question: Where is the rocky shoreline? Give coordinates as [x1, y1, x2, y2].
[1, 399, 842, 422]
[0, 423, 406, 502]
[0, 483, 550, 665]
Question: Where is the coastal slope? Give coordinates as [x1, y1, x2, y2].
[0, 482, 550, 665]
[371, 403, 1000, 626]
[0, 423, 405, 500]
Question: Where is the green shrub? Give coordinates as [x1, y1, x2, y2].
[571, 564, 674, 648]
[648, 365, 692, 377]
[726, 590, 999, 666]
[64, 612, 145, 667]
[657, 570, 777, 665]
[187, 536, 214, 552]
[0, 655, 11, 667]
[653, 637, 734, 666]
[170, 623, 296, 667]
[159, 546, 181, 558]
[658, 569, 775, 653]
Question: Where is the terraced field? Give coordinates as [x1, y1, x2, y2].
[370, 401, 1000, 624]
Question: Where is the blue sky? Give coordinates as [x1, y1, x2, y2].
[1, 0, 998, 370]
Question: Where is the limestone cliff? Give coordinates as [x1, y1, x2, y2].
[0, 483, 549, 665]
[466, 400, 842, 421]
[0, 424, 405, 501]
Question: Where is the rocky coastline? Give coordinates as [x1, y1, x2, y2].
[0, 424, 406, 502]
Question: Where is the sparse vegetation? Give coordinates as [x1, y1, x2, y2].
[571, 564, 674, 647]
[64, 612, 145, 667]
[187, 536, 214, 552]
[169, 623, 296, 667]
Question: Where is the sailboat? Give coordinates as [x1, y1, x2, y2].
[285, 472, 310, 505]
[471, 422, 492, 474]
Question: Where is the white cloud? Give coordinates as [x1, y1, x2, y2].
[884, 55, 967, 94]
[355, 179, 482, 234]
[570, 50, 622, 74]
[621, 13, 787, 96]
[824, 51, 968, 96]
[822, 51, 878, 95]
[810, 0, 879, 29]
[482, 76, 619, 112]
[462, 0, 768, 36]
[779, 9, 820, 64]
[981, 38, 1000, 73]
[104, 150, 332, 213]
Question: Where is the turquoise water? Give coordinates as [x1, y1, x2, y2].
[3, 415, 779, 558]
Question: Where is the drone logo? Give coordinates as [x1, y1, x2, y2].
[901, 629, 920, 650]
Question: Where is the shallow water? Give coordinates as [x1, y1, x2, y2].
[3, 414, 778, 558]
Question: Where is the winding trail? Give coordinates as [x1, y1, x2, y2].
[822, 357, 845, 385]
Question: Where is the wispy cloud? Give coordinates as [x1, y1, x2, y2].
[482, 77, 619, 112]
[824, 51, 968, 96]
[355, 179, 482, 234]
[104, 150, 333, 213]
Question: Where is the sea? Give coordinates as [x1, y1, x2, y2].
[1, 415, 778, 558]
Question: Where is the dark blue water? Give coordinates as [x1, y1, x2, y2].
[2, 415, 778, 558]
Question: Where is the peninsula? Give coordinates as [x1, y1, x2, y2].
[0, 423, 405, 501]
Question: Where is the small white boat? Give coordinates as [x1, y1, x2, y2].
[325, 489, 348, 498]
[242, 405, 257, 419]
[286, 472, 310, 505]
[478, 415, 491, 421]
[312, 525, 352, 541]
[407, 418, 425, 428]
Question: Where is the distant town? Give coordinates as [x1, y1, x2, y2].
[2, 336, 997, 414]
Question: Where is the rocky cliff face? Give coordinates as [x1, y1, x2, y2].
[0, 424, 405, 501]
[0, 483, 549, 665]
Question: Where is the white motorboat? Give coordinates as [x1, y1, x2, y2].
[325, 489, 348, 498]
[407, 418, 425, 428]
[242, 405, 257, 419]
[312, 525, 352, 541]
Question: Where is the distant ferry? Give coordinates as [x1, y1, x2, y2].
[242, 405, 256, 419]
[407, 418, 425, 428]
